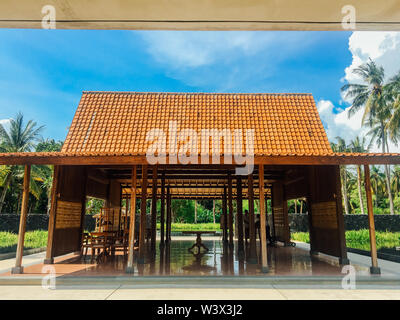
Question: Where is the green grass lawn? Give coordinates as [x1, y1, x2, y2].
[157, 223, 222, 232]
[0, 230, 48, 254]
[1, 227, 399, 255]
[292, 229, 400, 251]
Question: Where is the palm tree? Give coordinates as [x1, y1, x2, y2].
[0, 112, 44, 213]
[341, 60, 395, 215]
[387, 71, 400, 140]
[370, 166, 385, 207]
[392, 166, 400, 194]
[366, 113, 395, 214]
[349, 136, 368, 214]
[332, 138, 350, 214]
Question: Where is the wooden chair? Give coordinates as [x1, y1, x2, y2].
[81, 232, 112, 262]
[81, 232, 91, 258]
[110, 230, 130, 257]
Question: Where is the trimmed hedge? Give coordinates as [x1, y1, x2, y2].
[0, 214, 96, 233]
[1, 213, 400, 233]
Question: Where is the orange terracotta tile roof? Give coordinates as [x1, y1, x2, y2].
[61, 92, 333, 156]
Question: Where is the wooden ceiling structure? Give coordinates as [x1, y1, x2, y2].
[1, 0, 399, 31]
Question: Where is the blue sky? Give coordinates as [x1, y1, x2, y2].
[0, 29, 399, 147]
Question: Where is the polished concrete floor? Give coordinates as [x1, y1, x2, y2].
[1, 237, 373, 277]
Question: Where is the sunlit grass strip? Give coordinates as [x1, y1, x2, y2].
[156, 223, 222, 232]
[0, 230, 48, 254]
[292, 229, 400, 251]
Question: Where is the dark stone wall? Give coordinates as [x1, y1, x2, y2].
[0, 214, 96, 233]
[288, 214, 400, 233]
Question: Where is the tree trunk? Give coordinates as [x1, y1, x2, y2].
[0, 172, 12, 214]
[212, 200, 215, 224]
[382, 133, 395, 215]
[194, 200, 197, 223]
[341, 166, 350, 214]
[294, 199, 297, 214]
[356, 165, 365, 215]
[384, 164, 395, 215]
[300, 199, 303, 214]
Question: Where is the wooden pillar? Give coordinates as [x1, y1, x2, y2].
[126, 165, 137, 273]
[248, 174, 257, 262]
[364, 165, 381, 274]
[166, 186, 171, 243]
[236, 176, 244, 251]
[222, 186, 228, 243]
[11, 165, 31, 274]
[228, 174, 234, 246]
[44, 165, 59, 264]
[138, 165, 148, 264]
[160, 173, 165, 246]
[151, 166, 158, 251]
[258, 164, 269, 273]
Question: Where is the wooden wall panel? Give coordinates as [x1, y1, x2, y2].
[307, 165, 347, 261]
[86, 177, 108, 199]
[55, 200, 82, 229]
[51, 165, 87, 257]
[108, 180, 121, 208]
[272, 181, 290, 244]
[284, 167, 307, 200]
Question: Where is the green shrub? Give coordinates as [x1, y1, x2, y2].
[292, 230, 400, 251]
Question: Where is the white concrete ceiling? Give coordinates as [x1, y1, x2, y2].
[0, 0, 399, 30]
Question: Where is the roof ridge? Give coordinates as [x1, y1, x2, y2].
[81, 91, 313, 96]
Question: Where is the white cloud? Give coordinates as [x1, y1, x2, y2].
[317, 100, 364, 143]
[139, 31, 277, 69]
[318, 99, 400, 153]
[320, 31, 400, 153]
[344, 32, 400, 85]
[0, 119, 10, 126]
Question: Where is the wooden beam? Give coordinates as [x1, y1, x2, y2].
[258, 164, 269, 273]
[11, 165, 31, 274]
[228, 174, 234, 246]
[364, 165, 381, 274]
[126, 165, 137, 273]
[2, 153, 400, 166]
[160, 173, 165, 246]
[151, 166, 158, 251]
[236, 176, 244, 251]
[44, 165, 59, 264]
[138, 165, 148, 264]
[248, 174, 257, 262]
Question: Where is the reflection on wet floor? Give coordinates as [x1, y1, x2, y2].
[3, 238, 371, 277]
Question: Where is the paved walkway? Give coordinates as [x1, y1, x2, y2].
[1, 239, 400, 299]
[1, 285, 400, 300]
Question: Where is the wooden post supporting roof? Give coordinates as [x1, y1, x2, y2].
[126, 165, 137, 273]
[44, 165, 59, 264]
[166, 186, 171, 243]
[236, 176, 244, 252]
[11, 165, 30, 274]
[228, 174, 234, 247]
[258, 164, 269, 273]
[151, 166, 157, 251]
[160, 173, 165, 246]
[364, 165, 381, 275]
[222, 186, 228, 243]
[248, 174, 257, 263]
[138, 165, 147, 264]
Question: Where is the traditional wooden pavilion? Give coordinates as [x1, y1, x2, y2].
[1, 92, 400, 275]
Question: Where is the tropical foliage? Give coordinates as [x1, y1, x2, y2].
[0, 113, 63, 214]
[338, 60, 400, 214]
